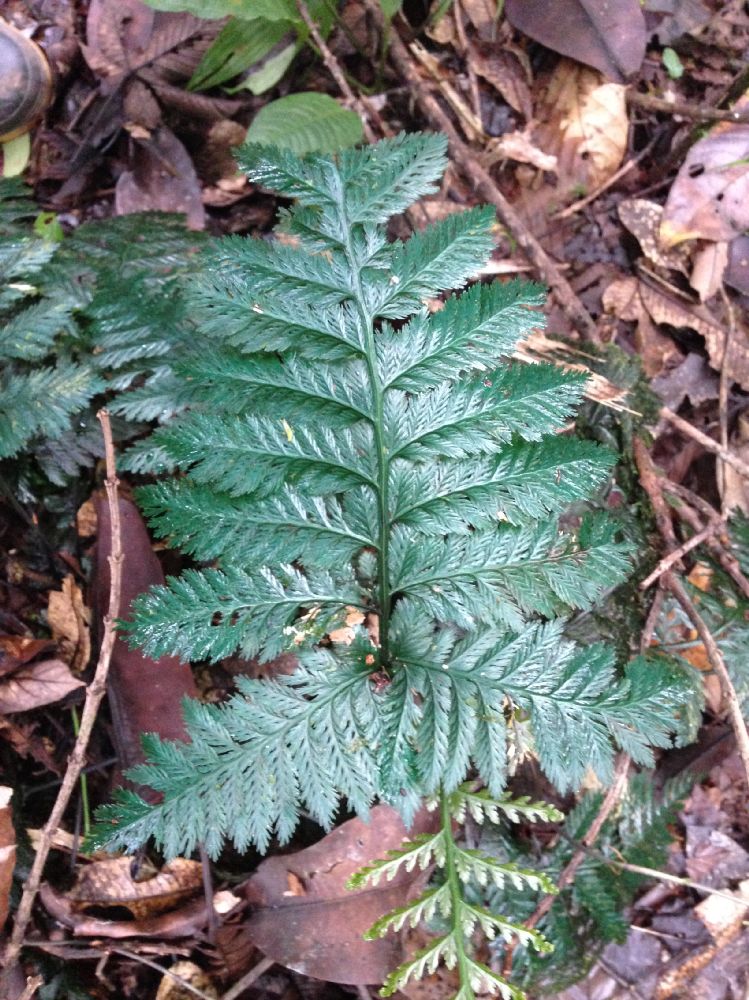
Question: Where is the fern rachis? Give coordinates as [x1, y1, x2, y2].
[91, 134, 691, 998]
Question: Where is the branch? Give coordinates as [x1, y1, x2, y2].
[660, 406, 749, 482]
[1, 411, 123, 984]
[362, 0, 600, 342]
[628, 90, 749, 124]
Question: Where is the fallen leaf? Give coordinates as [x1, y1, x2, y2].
[155, 961, 218, 1000]
[618, 199, 689, 273]
[533, 61, 628, 197]
[47, 575, 91, 673]
[651, 353, 719, 410]
[505, 0, 647, 81]
[242, 805, 439, 985]
[471, 46, 532, 119]
[0, 659, 84, 715]
[661, 107, 749, 246]
[725, 234, 749, 294]
[0, 786, 15, 928]
[690, 241, 729, 301]
[686, 827, 749, 888]
[694, 878, 749, 944]
[0, 636, 55, 677]
[115, 126, 205, 230]
[328, 607, 367, 645]
[69, 856, 203, 920]
[76, 498, 98, 538]
[602, 277, 683, 377]
[94, 496, 199, 775]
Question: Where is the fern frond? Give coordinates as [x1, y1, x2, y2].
[125, 565, 362, 662]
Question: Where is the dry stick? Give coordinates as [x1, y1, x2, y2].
[718, 289, 736, 519]
[452, 0, 483, 128]
[639, 522, 720, 591]
[668, 573, 749, 785]
[627, 90, 749, 124]
[17, 976, 43, 1000]
[660, 406, 749, 482]
[363, 0, 600, 342]
[1, 410, 122, 985]
[221, 957, 275, 1000]
[501, 753, 631, 976]
[295, 0, 378, 144]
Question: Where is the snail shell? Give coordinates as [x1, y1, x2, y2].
[0, 20, 53, 143]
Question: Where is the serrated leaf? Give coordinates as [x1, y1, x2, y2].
[247, 94, 364, 155]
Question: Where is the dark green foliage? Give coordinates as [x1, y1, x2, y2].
[87, 135, 694, 999]
[0, 180, 205, 487]
[477, 772, 693, 993]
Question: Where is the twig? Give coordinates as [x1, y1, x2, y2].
[639, 523, 719, 590]
[551, 156, 639, 221]
[718, 289, 736, 518]
[627, 90, 749, 124]
[1, 410, 122, 985]
[502, 753, 631, 975]
[633, 438, 749, 788]
[409, 40, 484, 142]
[295, 0, 377, 144]
[363, 0, 600, 342]
[221, 957, 275, 1000]
[608, 858, 749, 910]
[452, 0, 482, 128]
[661, 406, 749, 482]
[668, 574, 749, 785]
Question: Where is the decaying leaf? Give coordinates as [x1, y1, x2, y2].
[242, 806, 439, 986]
[155, 961, 218, 1000]
[505, 0, 647, 81]
[0, 637, 55, 678]
[485, 131, 558, 172]
[726, 235, 749, 294]
[0, 658, 84, 715]
[661, 112, 749, 246]
[0, 786, 15, 929]
[471, 47, 532, 119]
[68, 856, 203, 920]
[533, 61, 628, 197]
[618, 199, 690, 273]
[47, 576, 91, 674]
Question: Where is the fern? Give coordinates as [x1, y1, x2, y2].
[90, 135, 692, 998]
[0, 179, 205, 486]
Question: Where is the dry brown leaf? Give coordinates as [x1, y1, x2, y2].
[69, 857, 203, 920]
[505, 0, 647, 81]
[0, 786, 15, 929]
[533, 61, 627, 197]
[76, 498, 98, 538]
[690, 241, 729, 302]
[242, 806, 439, 986]
[0, 636, 55, 677]
[0, 658, 84, 715]
[602, 276, 683, 378]
[661, 111, 749, 247]
[155, 960, 218, 1000]
[471, 47, 532, 119]
[694, 878, 749, 944]
[328, 607, 366, 645]
[48, 575, 91, 673]
[617, 199, 690, 273]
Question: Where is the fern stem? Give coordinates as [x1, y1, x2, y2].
[439, 787, 473, 997]
[337, 196, 392, 663]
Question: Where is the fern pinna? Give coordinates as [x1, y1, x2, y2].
[92, 134, 689, 998]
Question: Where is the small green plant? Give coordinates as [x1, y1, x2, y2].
[91, 134, 691, 997]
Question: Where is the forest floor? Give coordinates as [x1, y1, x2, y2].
[2, 0, 749, 998]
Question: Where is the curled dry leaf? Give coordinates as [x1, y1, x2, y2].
[0, 786, 15, 929]
[533, 61, 627, 197]
[47, 575, 91, 674]
[0, 658, 84, 715]
[505, 0, 647, 81]
[69, 856, 203, 920]
[661, 113, 749, 247]
[40, 882, 209, 940]
[242, 805, 439, 986]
